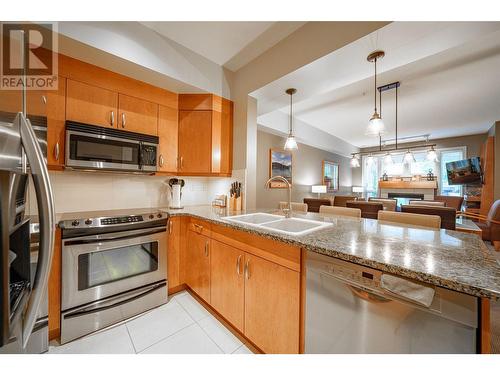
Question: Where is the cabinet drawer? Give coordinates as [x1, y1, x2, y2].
[188, 218, 212, 237]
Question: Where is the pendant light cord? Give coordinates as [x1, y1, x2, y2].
[395, 84, 398, 150]
[374, 57, 377, 113]
[289, 92, 293, 136]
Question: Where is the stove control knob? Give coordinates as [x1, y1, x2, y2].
[157, 213, 162, 218]
[84, 219, 93, 225]
[149, 214, 154, 219]
[71, 220, 80, 227]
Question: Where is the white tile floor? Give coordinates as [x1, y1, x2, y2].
[48, 291, 253, 354]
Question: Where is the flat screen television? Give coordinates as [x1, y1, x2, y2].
[446, 157, 483, 185]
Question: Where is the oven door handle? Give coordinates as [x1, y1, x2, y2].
[63, 227, 166, 246]
[63, 282, 166, 320]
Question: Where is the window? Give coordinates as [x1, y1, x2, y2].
[362, 156, 379, 198]
[439, 148, 465, 196]
[410, 151, 438, 176]
[360, 147, 466, 197]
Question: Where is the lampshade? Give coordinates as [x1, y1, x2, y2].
[350, 155, 360, 168]
[366, 112, 385, 136]
[352, 186, 363, 193]
[426, 147, 438, 162]
[284, 135, 298, 150]
[311, 185, 327, 194]
[383, 152, 393, 165]
[403, 150, 415, 164]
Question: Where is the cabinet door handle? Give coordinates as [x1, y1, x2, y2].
[244, 259, 250, 280]
[159, 154, 164, 167]
[110, 111, 115, 126]
[168, 220, 173, 234]
[121, 113, 126, 128]
[54, 141, 60, 161]
[204, 241, 209, 257]
[180, 156, 184, 169]
[41, 95, 47, 105]
[236, 255, 242, 275]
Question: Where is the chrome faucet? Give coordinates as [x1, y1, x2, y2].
[265, 176, 292, 218]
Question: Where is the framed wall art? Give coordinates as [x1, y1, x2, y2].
[269, 148, 292, 188]
[322, 160, 339, 192]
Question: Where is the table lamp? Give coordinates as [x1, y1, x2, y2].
[312, 185, 327, 198]
[352, 186, 363, 198]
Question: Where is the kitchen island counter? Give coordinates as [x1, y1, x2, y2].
[163, 205, 500, 299]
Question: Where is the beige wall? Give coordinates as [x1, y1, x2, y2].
[256, 130, 352, 209]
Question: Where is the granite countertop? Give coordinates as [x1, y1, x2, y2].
[55, 205, 500, 299]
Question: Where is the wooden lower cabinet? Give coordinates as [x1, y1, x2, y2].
[167, 217, 181, 291]
[185, 229, 211, 303]
[210, 240, 245, 332]
[244, 253, 300, 354]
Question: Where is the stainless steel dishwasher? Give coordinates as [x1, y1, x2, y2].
[305, 252, 478, 354]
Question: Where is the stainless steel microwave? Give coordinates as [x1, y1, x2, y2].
[65, 121, 158, 173]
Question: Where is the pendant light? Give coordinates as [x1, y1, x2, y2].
[383, 152, 393, 165]
[284, 88, 298, 150]
[426, 146, 439, 162]
[366, 50, 386, 137]
[404, 149, 416, 164]
[350, 155, 360, 168]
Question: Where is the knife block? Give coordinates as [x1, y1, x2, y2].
[230, 196, 242, 212]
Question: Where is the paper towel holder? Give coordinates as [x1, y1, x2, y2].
[168, 178, 185, 209]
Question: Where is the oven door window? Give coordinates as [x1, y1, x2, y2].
[77, 242, 159, 290]
[69, 134, 140, 165]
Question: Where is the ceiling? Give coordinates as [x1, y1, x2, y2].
[253, 22, 500, 149]
[141, 21, 305, 71]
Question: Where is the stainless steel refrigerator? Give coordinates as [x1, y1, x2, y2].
[0, 31, 56, 354]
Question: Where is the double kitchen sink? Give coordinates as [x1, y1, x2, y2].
[223, 213, 332, 236]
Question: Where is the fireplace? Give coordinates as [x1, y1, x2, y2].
[388, 193, 424, 208]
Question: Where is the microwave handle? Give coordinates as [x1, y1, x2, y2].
[17, 113, 55, 348]
[138, 141, 144, 170]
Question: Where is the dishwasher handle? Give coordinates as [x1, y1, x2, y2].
[311, 263, 433, 310]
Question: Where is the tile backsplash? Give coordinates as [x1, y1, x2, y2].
[27, 169, 246, 214]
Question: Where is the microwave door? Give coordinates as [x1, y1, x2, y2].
[66, 130, 142, 172]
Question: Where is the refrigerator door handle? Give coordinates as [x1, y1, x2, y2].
[17, 113, 55, 348]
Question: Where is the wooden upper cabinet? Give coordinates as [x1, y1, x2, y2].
[46, 78, 66, 169]
[210, 240, 245, 332]
[178, 94, 233, 176]
[157, 105, 178, 173]
[66, 79, 118, 128]
[185, 229, 211, 303]
[218, 98, 233, 175]
[118, 94, 158, 135]
[178, 110, 212, 174]
[244, 253, 300, 354]
[0, 89, 47, 116]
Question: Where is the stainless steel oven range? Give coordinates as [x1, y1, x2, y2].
[59, 211, 168, 344]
